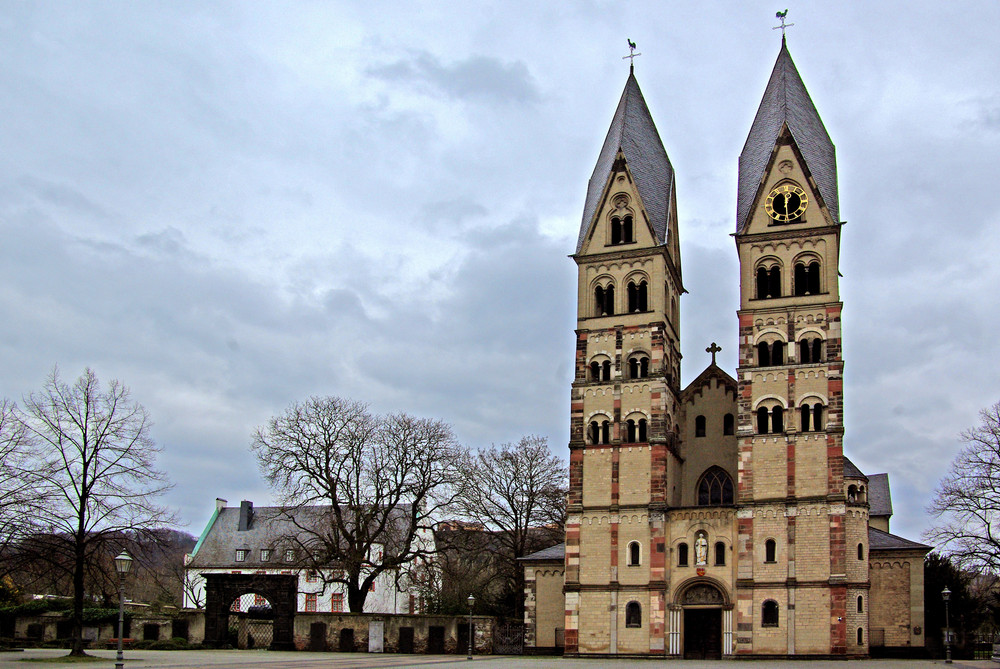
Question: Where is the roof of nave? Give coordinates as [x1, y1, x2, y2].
[519, 542, 566, 562]
[869, 526, 930, 553]
[737, 38, 839, 234]
[576, 69, 674, 254]
[187, 503, 413, 569]
[867, 472, 893, 517]
[681, 363, 738, 403]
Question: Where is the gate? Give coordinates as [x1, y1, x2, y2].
[493, 621, 524, 654]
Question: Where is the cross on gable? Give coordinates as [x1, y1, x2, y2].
[706, 342, 722, 365]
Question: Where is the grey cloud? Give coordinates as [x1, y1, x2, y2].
[369, 52, 540, 104]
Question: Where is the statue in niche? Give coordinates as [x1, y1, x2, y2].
[694, 532, 708, 566]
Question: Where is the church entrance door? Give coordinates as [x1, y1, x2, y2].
[683, 608, 721, 660]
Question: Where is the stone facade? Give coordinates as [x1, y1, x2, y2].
[523, 41, 929, 659]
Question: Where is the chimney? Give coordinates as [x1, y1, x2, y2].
[238, 500, 254, 531]
[216, 498, 227, 512]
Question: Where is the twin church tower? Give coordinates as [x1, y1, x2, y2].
[522, 38, 928, 659]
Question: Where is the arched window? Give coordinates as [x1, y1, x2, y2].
[602, 360, 611, 381]
[723, 413, 735, 436]
[625, 417, 648, 443]
[625, 601, 641, 628]
[857, 627, 864, 645]
[757, 341, 770, 366]
[757, 340, 784, 366]
[799, 337, 823, 363]
[610, 215, 635, 245]
[756, 407, 769, 434]
[589, 419, 611, 445]
[762, 600, 779, 627]
[857, 595, 864, 613]
[800, 404, 811, 431]
[695, 415, 706, 438]
[594, 283, 615, 316]
[848, 485, 858, 502]
[756, 263, 782, 299]
[628, 354, 650, 379]
[628, 541, 640, 567]
[813, 404, 823, 431]
[627, 279, 648, 312]
[764, 539, 777, 563]
[611, 217, 622, 245]
[677, 543, 689, 567]
[794, 259, 821, 296]
[715, 541, 726, 566]
[857, 543, 864, 560]
[697, 467, 734, 506]
[589, 361, 600, 381]
[771, 406, 784, 433]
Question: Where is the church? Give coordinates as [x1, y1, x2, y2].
[521, 39, 929, 659]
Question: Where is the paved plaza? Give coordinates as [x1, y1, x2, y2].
[0, 649, 997, 669]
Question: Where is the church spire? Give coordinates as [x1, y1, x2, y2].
[575, 70, 675, 254]
[736, 40, 838, 234]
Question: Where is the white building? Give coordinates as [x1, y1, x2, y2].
[184, 499, 427, 614]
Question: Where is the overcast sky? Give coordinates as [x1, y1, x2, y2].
[1, 2, 998, 545]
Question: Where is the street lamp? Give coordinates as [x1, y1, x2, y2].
[113, 551, 133, 669]
[466, 593, 476, 660]
[942, 585, 952, 664]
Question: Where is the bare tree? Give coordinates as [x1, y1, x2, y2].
[452, 436, 567, 616]
[0, 399, 39, 570]
[14, 368, 175, 656]
[251, 396, 465, 612]
[927, 400, 1000, 572]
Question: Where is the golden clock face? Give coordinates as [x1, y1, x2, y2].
[764, 184, 808, 222]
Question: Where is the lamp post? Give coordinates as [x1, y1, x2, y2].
[466, 593, 476, 660]
[942, 585, 952, 664]
[113, 551, 133, 669]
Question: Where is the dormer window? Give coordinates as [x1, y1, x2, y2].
[235, 549, 248, 562]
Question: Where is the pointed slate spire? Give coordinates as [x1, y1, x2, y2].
[737, 40, 839, 233]
[576, 71, 675, 254]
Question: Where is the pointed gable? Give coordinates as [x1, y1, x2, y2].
[737, 39, 839, 233]
[576, 70, 675, 254]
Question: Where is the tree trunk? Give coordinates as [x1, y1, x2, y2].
[70, 535, 86, 656]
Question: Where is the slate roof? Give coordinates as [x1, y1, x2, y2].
[869, 526, 930, 553]
[187, 503, 413, 569]
[737, 39, 839, 233]
[843, 456, 867, 480]
[867, 473, 893, 517]
[576, 70, 674, 254]
[519, 542, 565, 562]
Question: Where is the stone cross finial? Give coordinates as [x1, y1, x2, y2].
[706, 342, 722, 365]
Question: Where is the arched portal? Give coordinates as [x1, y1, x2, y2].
[670, 579, 733, 659]
[203, 573, 297, 650]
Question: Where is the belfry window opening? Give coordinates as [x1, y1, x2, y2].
[794, 259, 821, 296]
[625, 418, 648, 443]
[757, 340, 785, 366]
[627, 279, 648, 312]
[799, 403, 825, 432]
[594, 284, 615, 317]
[798, 337, 823, 363]
[588, 419, 611, 445]
[611, 215, 634, 245]
[628, 354, 650, 379]
[755, 264, 782, 299]
[756, 406, 784, 434]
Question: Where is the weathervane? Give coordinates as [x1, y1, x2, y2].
[622, 39, 641, 71]
[773, 10, 794, 39]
